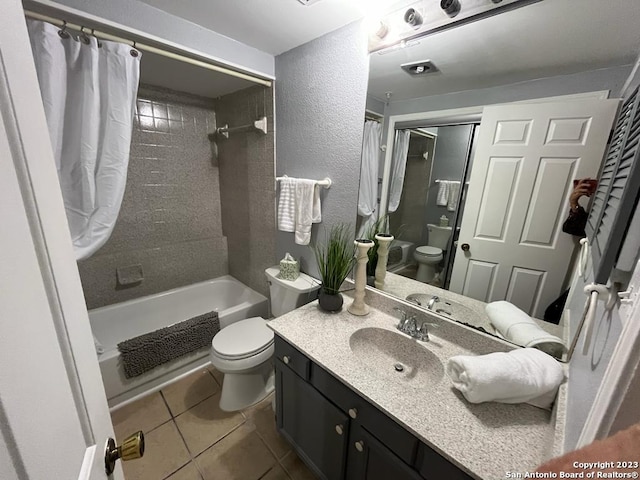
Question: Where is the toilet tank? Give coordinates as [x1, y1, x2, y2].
[265, 267, 321, 317]
[427, 224, 452, 250]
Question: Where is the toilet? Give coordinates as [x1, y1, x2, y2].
[210, 266, 320, 411]
[413, 224, 452, 284]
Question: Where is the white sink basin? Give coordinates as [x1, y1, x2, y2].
[349, 327, 444, 385]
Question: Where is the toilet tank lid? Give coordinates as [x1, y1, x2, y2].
[265, 266, 321, 293]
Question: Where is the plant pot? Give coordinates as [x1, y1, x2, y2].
[318, 290, 343, 312]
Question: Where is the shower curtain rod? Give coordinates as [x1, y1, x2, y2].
[215, 116, 268, 138]
[23, 10, 272, 88]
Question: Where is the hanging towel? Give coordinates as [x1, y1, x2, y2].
[447, 181, 460, 211]
[294, 179, 321, 245]
[436, 181, 450, 206]
[278, 177, 296, 232]
[446, 348, 564, 409]
[485, 301, 566, 358]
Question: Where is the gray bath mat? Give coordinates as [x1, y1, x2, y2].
[118, 311, 220, 379]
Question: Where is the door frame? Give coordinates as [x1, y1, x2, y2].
[378, 90, 610, 216]
[1, 0, 119, 477]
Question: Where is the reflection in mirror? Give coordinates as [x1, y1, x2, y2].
[355, 0, 635, 360]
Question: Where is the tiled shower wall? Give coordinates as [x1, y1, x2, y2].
[78, 86, 228, 309]
[389, 134, 434, 246]
[216, 85, 276, 297]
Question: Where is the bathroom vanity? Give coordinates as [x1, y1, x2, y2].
[269, 300, 563, 480]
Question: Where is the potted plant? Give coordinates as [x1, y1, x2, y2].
[312, 224, 356, 312]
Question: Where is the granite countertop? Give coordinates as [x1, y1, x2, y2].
[381, 272, 565, 340]
[268, 300, 559, 480]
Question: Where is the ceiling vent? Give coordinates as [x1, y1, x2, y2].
[401, 60, 439, 76]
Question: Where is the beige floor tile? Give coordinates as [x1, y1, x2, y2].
[165, 462, 203, 480]
[243, 391, 275, 418]
[111, 392, 172, 441]
[162, 369, 220, 416]
[261, 465, 291, 480]
[194, 423, 277, 480]
[174, 394, 244, 456]
[281, 451, 317, 480]
[206, 364, 224, 386]
[122, 421, 190, 480]
[250, 403, 291, 459]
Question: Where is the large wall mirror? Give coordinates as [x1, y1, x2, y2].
[356, 0, 640, 360]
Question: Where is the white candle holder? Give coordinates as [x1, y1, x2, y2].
[348, 239, 374, 316]
[374, 233, 394, 290]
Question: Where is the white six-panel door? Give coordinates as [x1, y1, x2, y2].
[449, 99, 618, 318]
[0, 1, 122, 478]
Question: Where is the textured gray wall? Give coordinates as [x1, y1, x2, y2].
[386, 65, 631, 117]
[216, 85, 276, 297]
[424, 125, 474, 233]
[274, 21, 369, 277]
[27, 0, 274, 78]
[78, 86, 228, 308]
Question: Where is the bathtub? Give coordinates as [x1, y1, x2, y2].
[89, 275, 269, 409]
[387, 239, 415, 273]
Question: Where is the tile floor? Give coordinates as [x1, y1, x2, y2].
[111, 365, 316, 480]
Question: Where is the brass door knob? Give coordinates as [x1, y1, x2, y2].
[105, 431, 145, 475]
[355, 441, 364, 452]
[348, 408, 358, 419]
[283, 355, 290, 365]
[335, 424, 344, 435]
[461, 243, 470, 252]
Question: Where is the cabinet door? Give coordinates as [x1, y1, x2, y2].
[276, 359, 349, 480]
[347, 422, 423, 480]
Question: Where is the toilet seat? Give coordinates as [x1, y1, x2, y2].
[415, 246, 442, 258]
[212, 317, 274, 360]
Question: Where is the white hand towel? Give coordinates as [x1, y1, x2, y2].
[447, 181, 460, 212]
[277, 177, 296, 232]
[294, 179, 320, 245]
[436, 181, 450, 206]
[446, 348, 564, 409]
[485, 301, 565, 358]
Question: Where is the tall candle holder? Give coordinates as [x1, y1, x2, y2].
[348, 239, 374, 316]
[374, 233, 394, 290]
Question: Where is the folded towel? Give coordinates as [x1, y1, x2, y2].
[446, 348, 564, 408]
[436, 181, 450, 206]
[486, 301, 565, 357]
[447, 181, 460, 212]
[277, 177, 296, 232]
[294, 179, 321, 245]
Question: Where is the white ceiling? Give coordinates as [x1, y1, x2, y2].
[138, 0, 371, 56]
[369, 0, 640, 102]
[137, 0, 640, 101]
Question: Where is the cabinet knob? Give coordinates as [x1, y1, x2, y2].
[283, 355, 290, 365]
[348, 408, 358, 419]
[335, 425, 344, 435]
[354, 441, 364, 452]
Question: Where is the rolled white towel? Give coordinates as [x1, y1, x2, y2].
[446, 348, 564, 409]
[486, 301, 565, 358]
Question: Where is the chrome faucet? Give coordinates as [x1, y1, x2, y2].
[394, 308, 433, 341]
[426, 295, 440, 311]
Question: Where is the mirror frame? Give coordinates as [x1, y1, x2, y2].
[373, 90, 611, 360]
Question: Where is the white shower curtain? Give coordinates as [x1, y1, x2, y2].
[27, 20, 140, 260]
[388, 129, 411, 213]
[357, 120, 382, 237]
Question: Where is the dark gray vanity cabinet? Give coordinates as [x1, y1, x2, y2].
[274, 335, 475, 480]
[275, 357, 349, 480]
